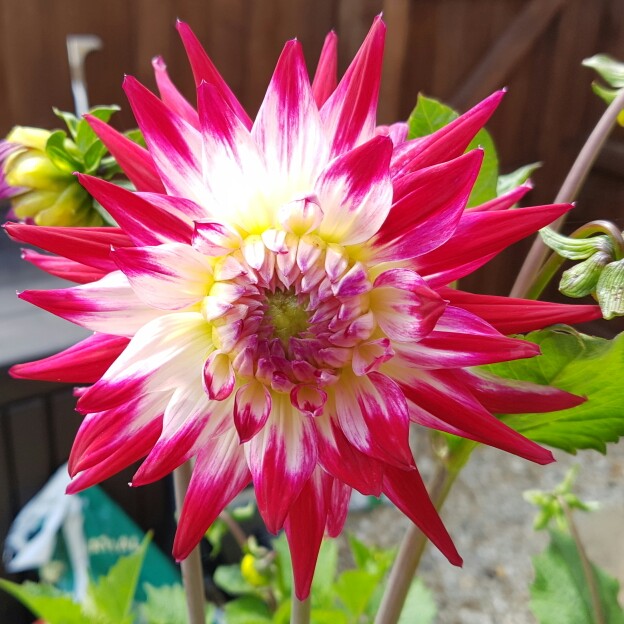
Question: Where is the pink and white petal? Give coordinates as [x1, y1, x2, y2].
[245, 393, 317, 533]
[375, 122, 409, 146]
[315, 410, 383, 496]
[332, 371, 413, 467]
[383, 464, 462, 566]
[371, 151, 483, 261]
[133, 385, 234, 485]
[203, 351, 235, 400]
[290, 384, 327, 418]
[77, 312, 211, 413]
[326, 478, 351, 538]
[317, 135, 393, 245]
[390, 90, 504, 178]
[312, 31, 338, 107]
[123, 76, 207, 205]
[252, 40, 329, 201]
[416, 203, 573, 287]
[78, 175, 194, 245]
[438, 287, 602, 334]
[84, 113, 166, 193]
[136, 192, 209, 221]
[10, 333, 128, 383]
[370, 269, 447, 341]
[352, 338, 394, 376]
[234, 380, 272, 442]
[392, 306, 540, 369]
[396, 368, 555, 464]
[113, 243, 212, 310]
[19, 271, 164, 337]
[21, 249, 107, 284]
[152, 55, 200, 129]
[285, 468, 332, 599]
[320, 17, 385, 157]
[173, 429, 251, 561]
[197, 82, 270, 231]
[5, 223, 132, 272]
[176, 20, 252, 129]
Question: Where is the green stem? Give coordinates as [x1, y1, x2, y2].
[173, 462, 206, 624]
[510, 87, 624, 299]
[291, 593, 311, 624]
[374, 440, 476, 624]
[559, 498, 606, 624]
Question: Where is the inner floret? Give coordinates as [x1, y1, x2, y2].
[264, 289, 309, 348]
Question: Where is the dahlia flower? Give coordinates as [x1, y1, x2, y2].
[8, 18, 601, 598]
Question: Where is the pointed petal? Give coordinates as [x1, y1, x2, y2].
[10, 333, 128, 383]
[85, 113, 166, 193]
[174, 429, 251, 560]
[372, 151, 483, 261]
[245, 394, 317, 533]
[326, 478, 351, 538]
[312, 31, 338, 107]
[234, 380, 272, 442]
[390, 90, 504, 178]
[321, 17, 385, 156]
[285, 468, 332, 599]
[383, 464, 462, 566]
[333, 372, 412, 467]
[176, 20, 252, 128]
[317, 135, 393, 245]
[21, 249, 107, 283]
[152, 55, 200, 129]
[439, 287, 602, 334]
[203, 351, 235, 400]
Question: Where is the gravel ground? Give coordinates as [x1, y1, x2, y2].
[345, 433, 624, 624]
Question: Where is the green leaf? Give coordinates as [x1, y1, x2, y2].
[83, 140, 109, 174]
[348, 533, 374, 570]
[139, 583, 217, 624]
[398, 578, 437, 624]
[45, 130, 83, 173]
[311, 538, 338, 603]
[310, 608, 350, 624]
[223, 595, 272, 623]
[0, 580, 87, 624]
[205, 517, 229, 558]
[75, 105, 120, 153]
[53, 108, 80, 139]
[214, 563, 257, 597]
[334, 569, 380, 617]
[583, 54, 624, 88]
[484, 327, 624, 453]
[84, 532, 151, 623]
[272, 532, 293, 597]
[407, 94, 498, 208]
[497, 162, 541, 196]
[530, 529, 624, 624]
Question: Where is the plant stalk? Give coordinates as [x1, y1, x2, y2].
[510, 87, 624, 299]
[291, 594, 311, 624]
[173, 462, 206, 624]
[374, 440, 475, 624]
[560, 499, 606, 624]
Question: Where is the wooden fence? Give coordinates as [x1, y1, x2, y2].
[1, 0, 624, 619]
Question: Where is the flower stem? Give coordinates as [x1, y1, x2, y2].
[291, 593, 311, 624]
[173, 462, 206, 624]
[374, 440, 476, 624]
[559, 498, 606, 624]
[510, 87, 624, 299]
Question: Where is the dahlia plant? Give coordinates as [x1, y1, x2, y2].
[4, 15, 624, 624]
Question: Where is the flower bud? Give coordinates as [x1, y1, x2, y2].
[541, 228, 613, 260]
[559, 251, 611, 298]
[596, 258, 624, 319]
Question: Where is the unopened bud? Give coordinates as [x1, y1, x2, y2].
[596, 258, 624, 319]
[541, 228, 613, 260]
[559, 251, 611, 298]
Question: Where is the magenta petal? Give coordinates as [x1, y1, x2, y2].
[203, 351, 235, 400]
[245, 395, 318, 533]
[10, 333, 128, 383]
[174, 429, 251, 560]
[390, 90, 504, 178]
[234, 381, 272, 442]
[21, 249, 107, 284]
[383, 464, 462, 567]
[311, 31, 338, 107]
[176, 20, 252, 129]
[439, 287, 602, 334]
[373, 150, 483, 261]
[321, 16, 385, 156]
[85, 114, 166, 193]
[285, 468, 332, 599]
[326, 478, 351, 538]
[152, 55, 200, 129]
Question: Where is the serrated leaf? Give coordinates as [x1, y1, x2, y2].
[223, 595, 272, 623]
[45, 130, 83, 173]
[53, 108, 80, 139]
[497, 162, 541, 196]
[214, 563, 257, 597]
[583, 54, 624, 88]
[407, 94, 498, 208]
[398, 578, 437, 624]
[334, 569, 380, 617]
[0, 579, 87, 624]
[84, 533, 151, 623]
[530, 529, 624, 624]
[484, 327, 624, 453]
